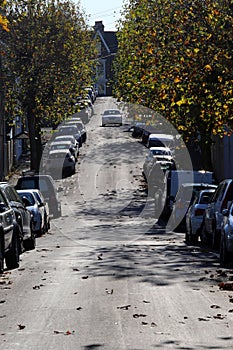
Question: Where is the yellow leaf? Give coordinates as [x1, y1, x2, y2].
[194, 48, 200, 54]
[205, 64, 212, 71]
[174, 77, 181, 83]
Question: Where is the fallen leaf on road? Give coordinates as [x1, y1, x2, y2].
[72, 268, 80, 271]
[211, 305, 221, 309]
[76, 307, 82, 311]
[81, 276, 88, 280]
[198, 317, 210, 321]
[97, 254, 103, 260]
[18, 324, 26, 330]
[218, 282, 233, 291]
[0, 300, 6, 304]
[213, 314, 225, 320]
[105, 288, 113, 294]
[133, 314, 147, 318]
[117, 305, 131, 310]
[141, 321, 148, 325]
[143, 300, 150, 304]
[151, 322, 157, 327]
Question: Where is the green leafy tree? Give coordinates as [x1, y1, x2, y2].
[114, 0, 233, 170]
[1, 0, 96, 172]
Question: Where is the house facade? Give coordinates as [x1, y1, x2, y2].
[94, 21, 118, 96]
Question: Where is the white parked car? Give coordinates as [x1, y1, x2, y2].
[17, 190, 46, 235]
[143, 146, 173, 179]
[186, 189, 216, 244]
[102, 109, 122, 126]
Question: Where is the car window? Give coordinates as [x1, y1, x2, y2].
[200, 192, 213, 204]
[19, 192, 35, 205]
[0, 191, 10, 212]
[33, 191, 42, 204]
[211, 183, 223, 202]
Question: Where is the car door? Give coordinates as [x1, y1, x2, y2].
[205, 183, 226, 234]
[0, 190, 15, 249]
[6, 186, 31, 236]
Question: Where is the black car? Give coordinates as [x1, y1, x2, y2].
[0, 188, 22, 273]
[15, 174, 61, 219]
[0, 182, 35, 250]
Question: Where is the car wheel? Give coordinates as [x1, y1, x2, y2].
[102, 124, 105, 127]
[53, 207, 61, 219]
[24, 231, 36, 251]
[185, 231, 190, 244]
[200, 223, 211, 246]
[212, 222, 220, 250]
[220, 235, 230, 267]
[0, 227, 4, 274]
[5, 224, 20, 270]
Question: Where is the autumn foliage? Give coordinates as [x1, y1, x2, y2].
[0, 0, 96, 171]
[114, 0, 233, 169]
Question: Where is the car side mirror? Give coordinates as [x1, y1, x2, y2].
[22, 197, 31, 207]
[222, 209, 229, 217]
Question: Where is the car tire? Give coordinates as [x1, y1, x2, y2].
[220, 236, 230, 267]
[24, 231, 36, 251]
[0, 227, 4, 274]
[200, 223, 211, 246]
[53, 207, 61, 219]
[5, 224, 20, 270]
[102, 124, 105, 127]
[212, 220, 221, 250]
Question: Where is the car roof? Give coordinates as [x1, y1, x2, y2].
[103, 109, 121, 113]
[48, 149, 71, 155]
[149, 147, 171, 151]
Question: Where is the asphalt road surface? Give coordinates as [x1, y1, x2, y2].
[1, 97, 233, 349]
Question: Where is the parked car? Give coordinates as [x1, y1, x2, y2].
[53, 135, 79, 149]
[56, 125, 82, 147]
[131, 122, 146, 138]
[102, 109, 122, 126]
[170, 182, 217, 232]
[157, 170, 214, 224]
[64, 120, 87, 143]
[17, 190, 47, 236]
[45, 149, 76, 178]
[143, 147, 173, 179]
[0, 189, 22, 273]
[201, 179, 233, 249]
[31, 189, 50, 233]
[0, 182, 35, 250]
[49, 141, 79, 161]
[15, 174, 61, 219]
[185, 189, 216, 244]
[219, 202, 233, 267]
[147, 133, 175, 149]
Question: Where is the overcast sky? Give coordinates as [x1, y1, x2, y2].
[79, 0, 126, 30]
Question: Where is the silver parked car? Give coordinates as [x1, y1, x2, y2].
[17, 190, 46, 236]
[220, 202, 233, 267]
[186, 189, 216, 244]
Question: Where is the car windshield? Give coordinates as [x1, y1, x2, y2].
[200, 192, 214, 204]
[103, 110, 121, 115]
[151, 150, 171, 156]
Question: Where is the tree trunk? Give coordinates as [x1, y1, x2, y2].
[199, 139, 213, 172]
[27, 108, 42, 173]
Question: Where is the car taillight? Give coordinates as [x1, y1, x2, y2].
[194, 208, 205, 216]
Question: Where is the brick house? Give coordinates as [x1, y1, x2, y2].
[94, 21, 118, 96]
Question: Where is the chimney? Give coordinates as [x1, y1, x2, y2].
[94, 21, 104, 33]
